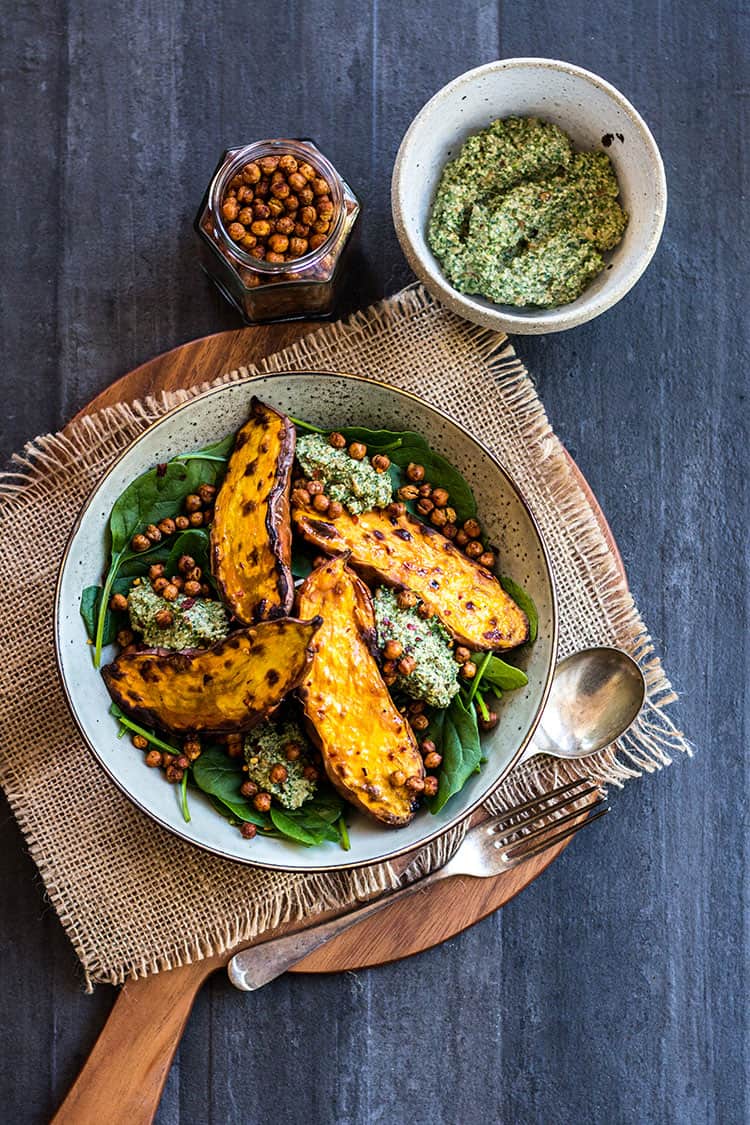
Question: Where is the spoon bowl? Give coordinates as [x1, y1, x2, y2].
[521, 646, 645, 763]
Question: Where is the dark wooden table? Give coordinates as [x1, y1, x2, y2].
[1, 4, 747, 1123]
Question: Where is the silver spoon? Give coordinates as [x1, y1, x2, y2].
[517, 644, 645, 765]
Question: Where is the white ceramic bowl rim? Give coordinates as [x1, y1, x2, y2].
[392, 56, 668, 331]
[54, 371, 558, 873]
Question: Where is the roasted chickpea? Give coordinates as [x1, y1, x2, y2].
[317, 197, 334, 219]
[279, 154, 298, 174]
[222, 199, 239, 223]
[398, 654, 417, 676]
[303, 765, 319, 782]
[312, 493, 330, 513]
[288, 236, 308, 256]
[454, 646, 472, 664]
[465, 540, 484, 559]
[237, 206, 253, 226]
[417, 603, 434, 620]
[328, 431, 347, 449]
[152, 576, 169, 594]
[236, 185, 254, 204]
[284, 742, 302, 762]
[390, 770, 407, 788]
[423, 776, 439, 797]
[184, 494, 202, 514]
[348, 442, 367, 460]
[132, 734, 148, 751]
[253, 791, 272, 812]
[270, 763, 288, 784]
[430, 508, 448, 528]
[397, 484, 419, 502]
[110, 592, 128, 612]
[416, 497, 434, 516]
[307, 479, 324, 495]
[387, 501, 406, 519]
[251, 220, 271, 238]
[308, 232, 328, 250]
[242, 162, 261, 184]
[312, 177, 330, 196]
[183, 580, 202, 597]
[162, 583, 179, 602]
[117, 628, 134, 647]
[463, 518, 482, 539]
[227, 222, 246, 242]
[249, 245, 266, 260]
[145, 749, 162, 768]
[268, 234, 289, 253]
[258, 155, 279, 174]
[454, 529, 469, 547]
[298, 186, 315, 205]
[298, 162, 316, 181]
[270, 179, 290, 200]
[254, 177, 270, 198]
[478, 710, 500, 732]
[460, 661, 477, 680]
[240, 780, 259, 798]
[276, 215, 295, 235]
[226, 734, 243, 759]
[383, 639, 404, 661]
[264, 251, 284, 263]
[311, 218, 330, 234]
[406, 462, 425, 482]
[411, 714, 430, 732]
[371, 453, 390, 472]
[165, 764, 184, 783]
[327, 501, 343, 519]
[175, 515, 190, 531]
[397, 590, 418, 610]
[420, 739, 436, 756]
[405, 775, 425, 793]
[431, 487, 450, 507]
[252, 199, 271, 219]
[443, 524, 458, 540]
[300, 205, 317, 226]
[287, 171, 307, 193]
[268, 198, 285, 217]
[423, 751, 442, 770]
[240, 822, 257, 839]
[154, 608, 174, 629]
[291, 487, 311, 507]
[157, 518, 176, 537]
[177, 554, 195, 575]
[131, 533, 151, 552]
[418, 483, 433, 498]
[478, 551, 496, 569]
[144, 524, 161, 543]
[189, 511, 204, 527]
[170, 575, 184, 591]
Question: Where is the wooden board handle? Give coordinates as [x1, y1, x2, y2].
[51, 957, 222, 1125]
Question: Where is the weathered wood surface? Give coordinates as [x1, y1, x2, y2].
[0, 2, 747, 1123]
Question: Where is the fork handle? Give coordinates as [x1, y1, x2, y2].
[227, 863, 458, 990]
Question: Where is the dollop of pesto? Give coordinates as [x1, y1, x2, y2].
[244, 716, 317, 809]
[127, 583, 230, 650]
[428, 117, 628, 308]
[296, 433, 393, 515]
[373, 587, 460, 709]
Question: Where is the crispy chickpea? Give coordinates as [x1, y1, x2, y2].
[236, 185, 253, 204]
[430, 508, 448, 528]
[253, 199, 271, 219]
[312, 177, 330, 196]
[189, 511, 205, 527]
[132, 734, 148, 750]
[240, 822, 257, 840]
[423, 776, 439, 798]
[405, 775, 425, 793]
[317, 197, 334, 218]
[117, 628, 134, 648]
[162, 583, 179, 602]
[416, 497, 434, 516]
[383, 639, 404, 661]
[268, 234, 289, 253]
[298, 186, 314, 205]
[145, 523, 162, 543]
[408, 699, 425, 715]
[397, 590, 418, 610]
[265, 251, 284, 263]
[417, 603, 434, 620]
[328, 431, 347, 449]
[454, 529, 469, 547]
[307, 479, 324, 495]
[312, 493, 330, 513]
[279, 154, 298, 174]
[198, 483, 216, 504]
[478, 551, 496, 569]
[461, 660, 477, 680]
[269, 198, 286, 217]
[397, 484, 419, 502]
[411, 714, 430, 732]
[269, 763, 288, 785]
[165, 764, 184, 783]
[240, 779, 259, 798]
[110, 592, 128, 612]
[131, 533, 151, 552]
[250, 245, 266, 260]
[443, 523, 458, 540]
[291, 487, 311, 507]
[145, 749, 162, 767]
[420, 739, 436, 756]
[463, 518, 482, 539]
[258, 155, 279, 174]
[465, 540, 484, 559]
[284, 742, 302, 762]
[289, 237, 308, 256]
[423, 751, 443, 770]
[175, 515, 190, 531]
[184, 494, 202, 513]
[478, 710, 500, 732]
[183, 580, 202, 597]
[406, 462, 425, 482]
[311, 218, 330, 234]
[418, 483, 433, 498]
[242, 162, 261, 184]
[371, 453, 390, 472]
[398, 654, 417, 676]
[177, 554, 195, 574]
[286, 171, 305, 193]
[271, 169, 285, 184]
[253, 791, 272, 812]
[157, 518, 176, 536]
[270, 179, 290, 199]
[383, 671, 397, 686]
[200, 583, 211, 596]
[299, 162, 316, 181]
[300, 205, 317, 226]
[348, 442, 367, 460]
[284, 194, 299, 212]
[255, 177, 270, 198]
[443, 506, 457, 524]
[390, 770, 407, 788]
[309, 233, 328, 250]
[431, 487, 450, 507]
[222, 199, 239, 222]
[454, 646, 472, 664]
[387, 501, 406, 519]
[303, 765, 319, 782]
[170, 575, 184, 591]
[155, 608, 174, 629]
[327, 501, 343, 519]
[152, 576, 169, 594]
[227, 222, 246, 242]
[276, 215, 295, 235]
[238, 206, 253, 226]
[251, 220, 271, 238]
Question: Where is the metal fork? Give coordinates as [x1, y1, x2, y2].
[228, 777, 608, 991]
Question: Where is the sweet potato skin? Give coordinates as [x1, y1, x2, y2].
[211, 397, 295, 624]
[296, 558, 424, 827]
[293, 504, 529, 651]
[101, 618, 320, 735]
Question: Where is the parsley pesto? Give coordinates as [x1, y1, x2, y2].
[296, 433, 392, 514]
[428, 117, 628, 308]
[127, 583, 230, 649]
[244, 716, 317, 809]
[373, 587, 460, 709]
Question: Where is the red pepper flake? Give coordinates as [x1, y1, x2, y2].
[156, 462, 168, 477]
[182, 597, 196, 610]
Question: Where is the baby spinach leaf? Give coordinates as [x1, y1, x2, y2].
[500, 576, 538, 643]
[208, 793, 274, 829]
[174, 433, 235, 463]
[80, 578, 132, 643]
[426, 694, 482, 814]
[191, 743, 245, 802]
[165, 529, 211, 581]
[481, 656, 529, 693]
[269, 807, 331, 847]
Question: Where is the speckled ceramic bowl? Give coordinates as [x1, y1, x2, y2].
[392, 58, 667, 334]
[55, 372, 557, 872]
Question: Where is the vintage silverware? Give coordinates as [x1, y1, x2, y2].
[228, 777, 607, 991]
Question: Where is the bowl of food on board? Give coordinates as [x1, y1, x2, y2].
[55, 371, 557, 872]
[392, 57, 667, 334]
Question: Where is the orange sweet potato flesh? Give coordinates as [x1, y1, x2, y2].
[297, 557, 424, 827]
[101, 619, 320, 735]
[211, 397, 295, 624]
[293, 505, 529, 651]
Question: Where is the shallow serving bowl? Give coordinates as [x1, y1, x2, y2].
[392, 57, 667, 334]
[55, 372, 557, 872]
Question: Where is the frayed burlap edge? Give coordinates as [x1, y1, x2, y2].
[0, 283, 690, 987]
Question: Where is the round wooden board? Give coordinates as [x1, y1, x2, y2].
[71, 321, 625, 974]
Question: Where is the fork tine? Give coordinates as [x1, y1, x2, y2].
[500, 794, 607, 854]
[490, 782, 602, 841]
[500, 804, 609, 869]
[489, 776, 592, 827]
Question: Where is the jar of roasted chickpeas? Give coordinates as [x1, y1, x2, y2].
[195, 139, 360, 324]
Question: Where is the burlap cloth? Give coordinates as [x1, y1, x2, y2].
[0, 285, 690, 989]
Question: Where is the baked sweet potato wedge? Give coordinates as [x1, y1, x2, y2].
[101, 618, 320, 735]
[211, 397, 295, 624]
[297, 557, 424, 826]
[293, 504, 528, 651]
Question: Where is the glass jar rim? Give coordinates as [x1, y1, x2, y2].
[209, 139, 346, 273]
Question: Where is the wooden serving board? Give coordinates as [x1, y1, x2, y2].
[54, 322, 625, 1125]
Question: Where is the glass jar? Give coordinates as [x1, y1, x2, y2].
[195, 138, 360, 324]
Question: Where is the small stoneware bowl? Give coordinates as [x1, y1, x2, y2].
[55, 373, 557, 873]
[392, 57, 667, 334]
